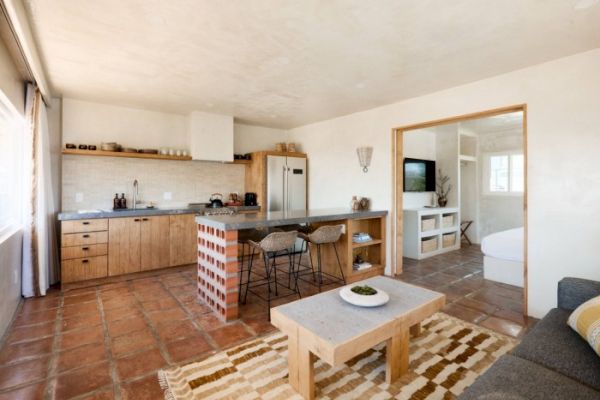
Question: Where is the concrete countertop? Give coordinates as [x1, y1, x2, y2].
[58, 205, 261, 221]
[195, 208, 388, 230]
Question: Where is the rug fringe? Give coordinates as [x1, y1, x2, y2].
[157, 370, 176, 400]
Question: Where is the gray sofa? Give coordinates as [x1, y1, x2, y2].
[460, 277, 600, 400]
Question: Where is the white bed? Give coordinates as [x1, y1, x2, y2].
[481, 227, 524, 287]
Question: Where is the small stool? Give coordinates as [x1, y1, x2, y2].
[461, 221, 473, 245]
[242, 231, 301, 318]
[298, 224, 346, 292]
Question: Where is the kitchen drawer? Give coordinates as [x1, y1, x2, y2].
[61, 243, 108, 260]
[62, 219, 108, 234]
[62, 255, 108, 283]
[62, 231, 108, 247]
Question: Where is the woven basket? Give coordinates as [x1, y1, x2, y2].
[442, 233, 456, 248]
[442, 215, 455, 228]
[421, 218, 436, 232]
[421, 237, 437, 253]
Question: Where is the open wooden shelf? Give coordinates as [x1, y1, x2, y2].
[351, 239, 383, 249]
[226, 159, 252, 165]
[62, 149, 192, 161]
[350, 264, 385, 280]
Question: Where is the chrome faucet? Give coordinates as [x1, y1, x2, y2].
[132, 179, 139, 210]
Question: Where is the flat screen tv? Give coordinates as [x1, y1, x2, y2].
[403, 158, 436, 192]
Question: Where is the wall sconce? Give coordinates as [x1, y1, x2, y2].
[357, 146, 373, 173]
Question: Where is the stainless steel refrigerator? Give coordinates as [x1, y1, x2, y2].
[266, 155, 307, 212]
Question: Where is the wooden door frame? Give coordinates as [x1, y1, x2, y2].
[390, 104, 528, 314]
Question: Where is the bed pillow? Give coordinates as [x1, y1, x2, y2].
[567, 294, 600, 357]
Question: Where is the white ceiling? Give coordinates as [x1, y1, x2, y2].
[461, 111, 523, 134]
[23, 0, 600, 128]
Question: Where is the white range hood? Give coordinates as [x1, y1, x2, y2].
[188, 111, 234, 162]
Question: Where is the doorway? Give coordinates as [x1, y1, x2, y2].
[391, 105, 528, 317]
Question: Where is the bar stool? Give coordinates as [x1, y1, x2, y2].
[242, 231, 301, 318]
[298, 224, 346, 292]
[237, 228, 271, 301]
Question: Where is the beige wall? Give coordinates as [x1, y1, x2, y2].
[234, 123, 288, 154]
[289, 48, 600, 318]
[62, 98, 189, 150]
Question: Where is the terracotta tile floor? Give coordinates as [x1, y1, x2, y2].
[0, 242, 536, 399]
[397, 242, 538, 338]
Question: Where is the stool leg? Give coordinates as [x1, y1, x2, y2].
[238, 242, 245, 303]
[289, 250, 302, 299]
[242, 248, 256, 304]
[273, 254, 279, 296]
[306, 243, 317, 282]
[332, 243, 346, 285]
[288, 250, 293, 289]
[263, 252, 272, 294]
[316, 244, 323, 293]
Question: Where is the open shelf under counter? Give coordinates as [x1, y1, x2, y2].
[351, 238, 383, 249]
[349, 264, 385, 281]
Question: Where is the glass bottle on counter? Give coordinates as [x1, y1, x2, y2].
[119, 193, 127, 209]
[113, 193, 120, 210]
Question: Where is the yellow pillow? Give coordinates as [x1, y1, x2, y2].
[567, 294, 600, 356]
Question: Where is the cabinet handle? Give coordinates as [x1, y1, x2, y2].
[82, 247, 89, 251]
[83, 234, 90, 238]
[134, 218, 140, 222]
[82, 221, 90, 225]
[82, 259, 89, 264]
[142, 218, 149, 221]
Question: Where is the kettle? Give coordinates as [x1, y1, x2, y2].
[209, 193, 224, 208]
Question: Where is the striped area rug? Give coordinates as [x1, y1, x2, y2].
[158, 313, 517, 399]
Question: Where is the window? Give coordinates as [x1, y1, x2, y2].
[0, 99, 23, 237]
[483, 151, 524, 195]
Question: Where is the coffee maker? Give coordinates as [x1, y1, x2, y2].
[244, 192, 257, 206]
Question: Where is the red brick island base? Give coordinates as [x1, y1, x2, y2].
[197, 223, 239, 321]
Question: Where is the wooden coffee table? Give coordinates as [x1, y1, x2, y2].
[271, 276, 445, 400]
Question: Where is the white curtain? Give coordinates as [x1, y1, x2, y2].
[22, 84, 59, 297]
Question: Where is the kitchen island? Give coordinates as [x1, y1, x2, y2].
[195, 208, 387, 321]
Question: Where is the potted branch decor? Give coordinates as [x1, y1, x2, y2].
[436, 169, 452, 207]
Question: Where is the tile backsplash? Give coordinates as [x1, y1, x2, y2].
[62, 155, 245, 211]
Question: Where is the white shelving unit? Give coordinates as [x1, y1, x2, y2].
[403, 207, 460, 260]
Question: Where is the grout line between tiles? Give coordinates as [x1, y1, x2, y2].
[43, 291, 64, 400]
[97, 285, 123, 400]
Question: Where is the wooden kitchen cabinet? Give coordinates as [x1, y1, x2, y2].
[61, 218, 109, 284]
[169, 214, 197, 266]
[108, 217, 142, 276]
[140, 215, 170, 271]
[61, 213, 198, 288]
[62, 256, 108, 283]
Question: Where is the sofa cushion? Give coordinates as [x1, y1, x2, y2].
[513, 308, 600, 390]
[459, 354, 600, 399]
[568, 294, 600, 357]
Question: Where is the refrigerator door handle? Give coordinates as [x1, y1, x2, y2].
[286, 167, 292, 211]
[283, 165, 288, 213]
